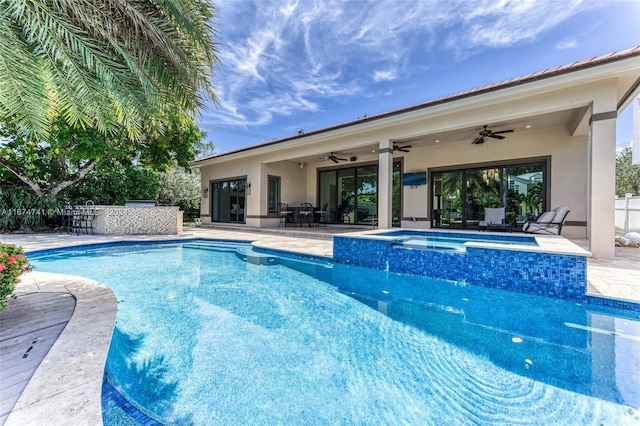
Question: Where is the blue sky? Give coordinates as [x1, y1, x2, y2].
[199, 0, 640, 154]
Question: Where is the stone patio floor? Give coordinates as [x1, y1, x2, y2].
[1, 226, 639, 425]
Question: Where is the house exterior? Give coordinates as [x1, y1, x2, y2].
[192, 47, 640, 259]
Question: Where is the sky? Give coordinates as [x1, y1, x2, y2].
[198, 0, 640, 155]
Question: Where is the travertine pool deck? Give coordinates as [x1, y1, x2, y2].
[1, 227, 639, 425]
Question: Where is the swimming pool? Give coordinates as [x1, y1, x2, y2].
[29, 240, 640, 425]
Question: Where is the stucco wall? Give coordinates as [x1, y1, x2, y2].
[264, 161, 308, 208]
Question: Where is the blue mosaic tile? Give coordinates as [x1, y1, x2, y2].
[102, 376, 162, 425]
[330, 233, 632, 309]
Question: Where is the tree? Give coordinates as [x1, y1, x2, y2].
[616, 147, 640, 196]
[1, 118, 116, 196]
[61, 158, 160, 206]
[157, 166, 201, 218]
[0, 111, 206, 197]
[0, 0, 218, 141]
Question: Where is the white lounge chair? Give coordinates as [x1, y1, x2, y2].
[522, 206, 570, 235]
[479, 207, 506, 231]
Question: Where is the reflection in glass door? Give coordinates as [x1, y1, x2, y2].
[318, 161, 400, 225]
[337, 169, 355, 223]
[211, 178, 246, 224]
[392, 161, 401, 225]
[465, 168, 501, 228]
[504, 164, 544, 228]
[433, 170, 463, 228]
[356, 165, 377, 223]
[431, 161, 545, 230]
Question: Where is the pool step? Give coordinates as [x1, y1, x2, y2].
[235, 247, 278, 265]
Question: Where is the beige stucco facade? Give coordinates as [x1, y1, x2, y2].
[194, 47, 640, 259]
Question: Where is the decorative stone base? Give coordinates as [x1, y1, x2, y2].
[93, 206, 183, 235]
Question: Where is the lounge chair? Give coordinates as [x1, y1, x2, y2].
[522, 206, 570, 235]
[478, 207, 507, 231]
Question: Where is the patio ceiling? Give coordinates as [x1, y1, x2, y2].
[288, 107, 588, 166]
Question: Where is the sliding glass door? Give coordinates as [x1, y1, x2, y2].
[211, 178, 246, 224]
[318, 161, 401, 225]
[431, 161, 546, 230]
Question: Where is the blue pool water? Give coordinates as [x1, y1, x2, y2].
[29, 240, 640, 425]
[378, 230, 539, 251]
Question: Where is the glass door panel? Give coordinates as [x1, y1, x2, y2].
[236, 180, 246, 223]
[504, 165, 544, 229]
[355, 165, 377, 224]
[211, 182, 220, 222]
[229, 180, 239, 222]
[318, 170, 337, 223]
[466, 168, 501, 229]
[392, 161, 401, 226]
[220, 181, 230, 222]
[432, 173, 443, 227]
[438, 170, 463, 228]
[337, 169, 356, 224]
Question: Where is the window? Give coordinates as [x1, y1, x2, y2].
[268, 176, 280, 213]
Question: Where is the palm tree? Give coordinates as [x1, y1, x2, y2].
[0, 0, 218, 141]
[524, 182, 543, 214]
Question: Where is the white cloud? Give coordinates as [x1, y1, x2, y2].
[556, 39, 579, 50]
[210, 0, 600, 129]
[373, 70, 398, 82]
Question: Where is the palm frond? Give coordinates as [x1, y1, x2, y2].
[0, 16, 50, 138]
[1, 0, 218, 140]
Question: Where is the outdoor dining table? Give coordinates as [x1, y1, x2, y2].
[287, 206, 321, 226]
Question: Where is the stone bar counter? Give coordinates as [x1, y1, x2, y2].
[92, 205, 183, 235]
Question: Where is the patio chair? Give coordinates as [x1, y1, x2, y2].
[278, 203, 290, 228]
[478, 207, 506, 231]
[316, 204, 328, 227]
[522, 206, 570, 235]
[299, 202, 314, 227]
[69, 201, 95, 235]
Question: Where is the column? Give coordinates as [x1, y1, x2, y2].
[589, 97, 617, 259]
[378, 138, 393, 229]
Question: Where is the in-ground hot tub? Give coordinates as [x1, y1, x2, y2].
[333, 229, 591, 302]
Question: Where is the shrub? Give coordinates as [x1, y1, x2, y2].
[0, 243, 33, 310]
[0, 186, 61, 232]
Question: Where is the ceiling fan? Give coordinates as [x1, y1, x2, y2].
[319, 152, 348, 163]
[393, 144, 412, 152]
[471, 125, 514, 145]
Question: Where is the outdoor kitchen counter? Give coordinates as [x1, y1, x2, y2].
[92, 205, 183, 235]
